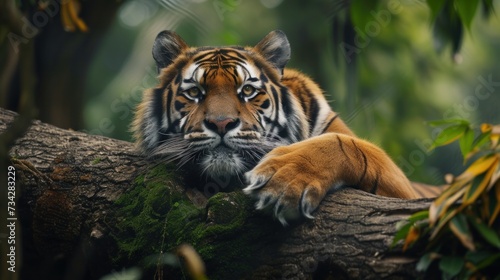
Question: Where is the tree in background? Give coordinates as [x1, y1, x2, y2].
[0, 0, 123, 130]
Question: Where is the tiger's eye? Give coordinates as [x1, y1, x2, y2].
[241, 85, 255, 96]
[186, 87, 201, 98]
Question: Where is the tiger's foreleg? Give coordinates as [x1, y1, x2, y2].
[243, 133, 417, 225]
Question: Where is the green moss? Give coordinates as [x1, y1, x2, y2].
[112, 163, 195, 263]
[111, 164, 279, 277]
[91, 158, 102, 165]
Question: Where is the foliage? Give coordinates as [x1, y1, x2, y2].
[349, 0, 496, 58]
[393, 119, 500, 279]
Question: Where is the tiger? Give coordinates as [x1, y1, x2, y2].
[132, 30, 419, 225]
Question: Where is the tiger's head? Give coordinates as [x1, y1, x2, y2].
[133, 30, 307, 181]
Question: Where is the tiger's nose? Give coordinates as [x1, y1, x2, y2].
[204, 117, 240, 135]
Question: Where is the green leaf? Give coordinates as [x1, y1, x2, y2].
[455, 0, 480, 32]
[475, 253, 500, 271]
[449, 214, 475, 250]
[472, 130, 492, 150]
[466, 249, 493, 264]
[427, 118, 469, 127]
[462, 163, 496, 205]
[459, 128, 475, 159]
[416, 253, 434, 272]
[426, 0, 448, 22]
[392, 222, 413, 247]
[408, 210, 429, 223]
[439, 256, 464, 279]
[469, 218, 500, 248]
[464, 172, 486, 200]
[392, 211, 430, 248]
[430, 124, 468, 150]
[482, 0, 495, 18]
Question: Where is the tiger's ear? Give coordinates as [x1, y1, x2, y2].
[152, 30, 188, 71]
[254, 30, 291, 75]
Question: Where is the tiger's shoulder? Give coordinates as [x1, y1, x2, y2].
[280, 68, 353, 137]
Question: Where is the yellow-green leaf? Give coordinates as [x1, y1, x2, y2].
[430, 124, 468, 150]
[449, 214, 475, 250]
[430, 184, 467, 225]
[459, 128, 475, 160]
[455, 155, 498, 182]
[470, 130, 491, 153]
[480, 124, 499, 147]
[431, 208, 460, 240]
[462, 159, 497, 206]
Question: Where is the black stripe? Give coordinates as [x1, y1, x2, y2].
[194, 49, 247, 66]
[321, 114, 339, 134]
[293, 86, 308, 114]
[174, 72, 182, 85]
[189, 137, 215, 142]
[270, 87, 280, 133]
[352, 139, 368, 186]
[174, 100, 185, 111]
[260, 99, 270, 110]
[230, 67, 239, 84]
[280, 87, 293, 116]
[152, 87, 164, 132]
[370, 172, 380, 194]
[260, 73, 269, 83]
[337, 135, 347, 157]
[157, 128, 168, 145]
[278, 128, 289, 139]
[308, 97, 319, 135]
[165, 120, 179, 133]
[165, 88, 173, 126]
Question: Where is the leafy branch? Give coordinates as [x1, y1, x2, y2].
[393, 119, 500, 279]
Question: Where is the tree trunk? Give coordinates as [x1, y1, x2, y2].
[2, 0, 122, 130]
[0, 108, 429, 280]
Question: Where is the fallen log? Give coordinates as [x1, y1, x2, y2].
[0, 108, 429, 279]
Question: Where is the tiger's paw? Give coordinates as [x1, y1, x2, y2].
[243, 145, 338, 226]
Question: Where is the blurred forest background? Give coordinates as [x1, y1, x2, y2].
[1, 0, 499, 185]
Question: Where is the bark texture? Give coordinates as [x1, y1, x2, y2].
[0, 108, 430, 280]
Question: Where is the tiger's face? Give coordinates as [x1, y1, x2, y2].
[133, 30, 307, 181]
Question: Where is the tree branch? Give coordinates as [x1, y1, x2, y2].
[0, 108, 429, 279]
